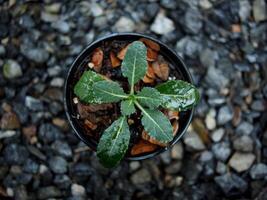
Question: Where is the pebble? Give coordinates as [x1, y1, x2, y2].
[38, 123, 62, 143]
[160, 0, 177, 9]
[233, 135, 254, 152]
[3, 60, 23, 79]
[239, 0, 251, 21]
[23, 159, 39, 174]
[37, 186, 61, 199]
[3, 144, 29, 165]
[199, 0, 212, 9]
[176, 36, 201, 58]
[51, 140, 72, 158]
[212, 142, 231, 162]
[50, 77, 65, 87]
[216, 162, 227, 174]
[253, 0, 267, 22]
[217, 105, 233, 125]
[70, 163, 93, 177]
[184, 131, 206, 151]
[71, 184, 86, 196]
[0, 130, 16, 139]
[130, 168, 151, 184]
[236, 121, 254, 135]
[171, 142, 184, 160]
[47, 65, 62, 77]
[251, 100, 265, 111]
[200, 48, 217, 67]
[205, 109, 216, 130]
[184, 8, 203, 34]
[54, 174, 71, 189]
[51, 20, 70, 34]
[165, 162, 182, 174]
[90, 2, 104, 17]
[160, 151, 171, 164]
[25, 96, 44, 111]
[21, 46, 49, 63]
[114, 17, 135, 32]
[48, 156, 68, 174]
[0, 112, 20, 129]
[228, 152, 255, 173]
[215, 173, 247, 194]
[250, 163, 267, 179]
[129, 161, 140, 171]
[211, 128, 225, 142]
[151, 12, 175, 35]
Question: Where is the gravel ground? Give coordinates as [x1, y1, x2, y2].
[0, 0, 267, 199]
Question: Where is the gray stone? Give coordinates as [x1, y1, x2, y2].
[239, 0, 251, 21]
[52, 20, 70, 33]
[48, 156, 68, 174]
[3, 144, 29, 165]
[212, 142, 231, 162]
[3, 60, 23, 79]
[165, 162, 182, 174]
[129, 161, 140, 171]
[176, 36, 201, 58]
[50, 77, 64, 87]
[199, 0, 212, 9]
[160, 0, 177, 9]
[47, 65, 62, 77]
[199, 151, 213, 162]
[130, 168, 151, 184]
[205, 109, 216, 130]
[251, 100, 265, 111]
[250, 163, 267, 179]
[184, 8, 203, 34]
[0, 130, 16, 139]
[0, 45, 6, 55]
[171, 142, 184, 160]
[114, 17, 135, 32]
[23, 159, 39, 174]
[21, 46, 49, 63]
[38, 123, 62, 143]
[51, 140, 72, 158]
[228, 152, 255, 173]
[37, 186, 61, 199]
[211, 128, 225, 142]
[217, 105, 233, 125]
[184, 131, 206, 151]
[215, 173, 247, 194]
[206, 67, 229, 90]
[25, 96, 44, 111]
[151, 12, 175, 35]
[70, 163, 93, 176]
[160, 150, 171, 164]
[90, 2, 103, 17]
[253, 0, 267, 22]
[233, 135, 254, 152]
[236, 121, 254, 135]
[71, 184, 86, 196]
[54, 174, 71, 189]
[216, 162, 227, 174]
[200, 48, 217, 67]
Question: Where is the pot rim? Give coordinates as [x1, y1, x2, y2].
[64, 32, 195, 161]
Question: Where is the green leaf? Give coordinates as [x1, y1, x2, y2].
[136, 87, 162, 109]
[135, 102, 173, 143]
[121, 41, 147, 93]
[74, 70, 105, 103]
[93, 80, 128, 103]
[156, 80, 200, 111]
[120, 100, 135, 116]
[97, 117, 130, 168]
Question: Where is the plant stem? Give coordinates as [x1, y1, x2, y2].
[134, 100, 145, 113]
[130, 84, 134, 95]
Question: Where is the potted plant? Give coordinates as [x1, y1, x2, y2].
[64, 33, 200, 168]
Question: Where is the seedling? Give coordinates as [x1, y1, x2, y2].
[74, 41, 200, 168]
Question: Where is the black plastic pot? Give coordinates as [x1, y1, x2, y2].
[64, 33, 194, 161]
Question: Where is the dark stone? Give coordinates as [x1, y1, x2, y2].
[54, 174, 71, 189]
[51, 140, 73, 158]
[184, 8, 203, 34]
[250, 163, 267, 179]
[145, 3, 160, 22]
[70, 163, 93, 177]
[23, 159, 39, 174]
[3, 144, 29, 165]
[25, 96, 44, 111]
[38, 123, 63, 143]
[37, 186, 62, 199]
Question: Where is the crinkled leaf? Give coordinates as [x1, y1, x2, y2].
[139, 105, 173, 143]
[120, 100, 135, 116]
[156, 80, 200, 111]
[74, 70, 104, 103]
[93, 80, 127, 103]
[97, 117, 130, 168]
[136, 87, 162, 109]
[121, 41, 148, 87]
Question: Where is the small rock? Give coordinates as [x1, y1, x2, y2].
[130, 168, 151, 184]
[184, 8, 203, 34]
[25, 96, 44, 111]
[174, 176, 183, 186]
[151, 12, 175, 35]
[160, 151, 171, 164]
[129, 161, 140, 171]
[250, 163, 267, 179]
[0, 130, 16, 139]
[199, 0, 212, 9]
[176, 36, 201, 58]
[160, 0, 177, 9]
[48, 156, 68, 174]
[54, 174, 71, 189]
[205, 109, 216, 130]
[50, 77, 64, 87]
[0, 45, 6, 56]
[199, 150, 213, 162]
[251, 100, 265, 111]
[3, 144, 29, 165]
[165, 162, 182, 174]
[52, 118, 69, 131]
[216, 162, 227, 174]
[90, 2, 103, 17]
[205, 67, 229, 90]
[236, 121, 254, 135]
[51, 140, 72, 158]
[215, 173, 247, 194]
[211, 128, 225, 142]
[217, 105, 233, 125]
[171, 142, 184, 160]
[70, 163, 93, 176]
[37, 186, 61, 199]
[184, 131, 206, 151]
[45, 3, 61, 13]
[22, 125, 37, 142]
[38, 123, 62, 143]
[114, 17, 135, 32]
[239, 0, 251, 21]
[200, 48, 217, 67]
[145, 3, 160, 22]
[47, 65, 62, 77]
[51, 20, 70, 33]
[0, 112, 20, 130]
[23, 159, 39, 174]
[21, 46, 49, 63]
[14, 185, 28, 200]
[71, 184, 86, 196]
[3, 60, 23, 79]
[233, 135, 253, 152]
[253, 0, 267, 22]
[228, 152, 255, 173]
[212, 142, 231, 162]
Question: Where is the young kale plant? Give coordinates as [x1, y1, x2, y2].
[74, 41, 200, 168]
